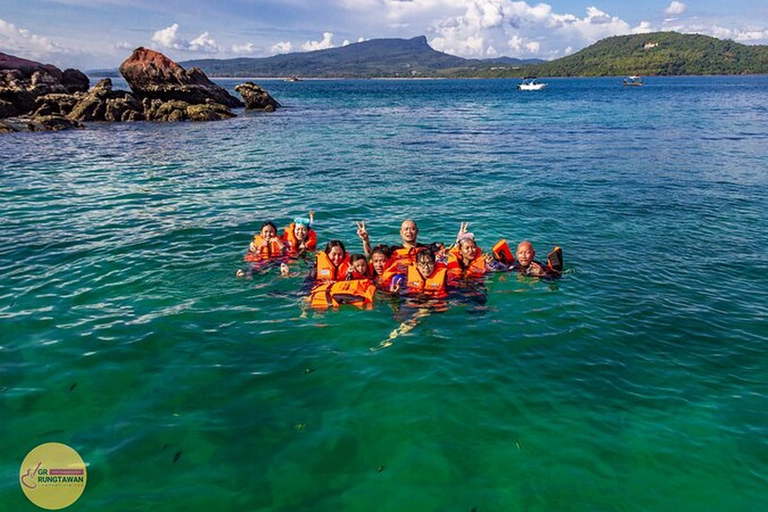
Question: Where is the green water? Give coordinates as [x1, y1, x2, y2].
[2, 76, 768, 511]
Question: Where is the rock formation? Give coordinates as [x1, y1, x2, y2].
[1, 52, 89, 118]
[119, 47, 243, 108]
[1, 47, 281, 132]
[234, 82, 281, 111]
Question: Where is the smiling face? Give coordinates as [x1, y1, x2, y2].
[400, 220, 418, 246]
[351, 258, 368, 275]
[371, 252, 389, 275]
[294, 224, 308, 241]
[515, 241, 535, 268]
[260, 224, 277, 239]
[328, 245, 345, 266]
[415, 251, 436, 279]
[459, 238, 477, 262]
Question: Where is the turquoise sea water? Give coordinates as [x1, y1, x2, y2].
[2, 75, 768, 511]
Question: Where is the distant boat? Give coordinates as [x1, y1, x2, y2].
[517, 77, 547, 91]
[285, 76, 301, 82]
[623, 75, 643, 87]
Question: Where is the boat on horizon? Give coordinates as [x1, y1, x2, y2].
[517, 77, 547, 91]
[623, 75, 644, 87]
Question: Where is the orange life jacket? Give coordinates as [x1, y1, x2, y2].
[315, 251, 350, 282]
[405, 262, 448, 297]
[244, 235, 285, 262]
[446, 246, 487, 281]
[491, 239, 514, 265]
[308, 279, 377, 309]
[283, 223, 317, 253]
[388, 246, 419, 273]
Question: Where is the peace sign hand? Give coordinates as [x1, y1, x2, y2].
[356, 221, 369, 241]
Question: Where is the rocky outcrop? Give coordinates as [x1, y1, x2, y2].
[140, 97, 236, 122]
[119, 47, 243, 108]
[0, 52, 89, 117]
[2, 47, 282, 132]
[234, 82, 281, 111]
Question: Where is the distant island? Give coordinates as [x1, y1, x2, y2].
[170, 32, 768, 79]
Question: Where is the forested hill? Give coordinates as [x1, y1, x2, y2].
[176, 32, 768, 78]
[179, 36, 542, 78]
[528, 32, 768, 77]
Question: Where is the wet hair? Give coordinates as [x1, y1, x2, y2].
[416, 246, 436, 264]
[324, 239, 346, 257]
[350, 253, 367, 265]
[371, 244, 393, 259]
[260, 221, 278, 233]
[426, 242, 444, 253]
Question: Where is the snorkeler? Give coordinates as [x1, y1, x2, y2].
[283, 211, 317, 254]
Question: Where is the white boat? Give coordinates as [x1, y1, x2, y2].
[623, 75, 643, 87]
[517, 77, 547, 90]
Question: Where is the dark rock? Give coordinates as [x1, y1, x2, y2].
[0, 99, 17, 118]
[62, 68, 89, 93]
[0, 119, 16, 133]
[67, 78, 143, 122]
[186, 102, 237, 121]
[3, 114, 85, 132]
[234, 82, 281, 110]
[119, 47, 243, 108]
[34, 93, 80, 117]
[1, 52, 87, 118]
[30, 115, 84, 131]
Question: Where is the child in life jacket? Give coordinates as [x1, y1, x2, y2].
[244, 221, 287, 262]
[237, 221, 290, 278]
[348, 254, 371, 280]
[283, 211, 317, 254]
[369, 244, 394, 288]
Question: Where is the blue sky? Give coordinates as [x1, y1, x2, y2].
[2, 0, 767, 70]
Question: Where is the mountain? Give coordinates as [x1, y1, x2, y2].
[527, 31, 768, 76]
[179, 36, 543, 78]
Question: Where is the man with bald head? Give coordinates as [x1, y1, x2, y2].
[357, 218, 429, 274]
[512, 240, 548, 277]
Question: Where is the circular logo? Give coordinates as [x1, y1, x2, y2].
[19, 443, 87, 510]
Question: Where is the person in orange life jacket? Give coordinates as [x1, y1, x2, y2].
[236, 221, 289, 278]
[358, 219, 427, 275]
[244, 221, 287, 261]
[283, 211, 317, 254]
[446, 223, 494, 282]
[347, 254, 371, 280]
[369, 244, 395, 288]
[312, 240, 350, 283]
[390, 246, 448, 297]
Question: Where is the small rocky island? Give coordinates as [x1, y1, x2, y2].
[0, 48, 280, 133]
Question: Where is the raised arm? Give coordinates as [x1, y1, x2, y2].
[356, 220, 373, 257]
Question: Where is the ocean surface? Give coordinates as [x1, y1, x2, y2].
[2, 75, 768, 511]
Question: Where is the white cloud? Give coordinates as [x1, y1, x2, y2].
[428, 1, 643, 59]
[0, 18, 67, 58]
[114, 41, 133, 50]
[231, 42, 257, 54]
[271, 41, 293, 54]
[665, 2, 687, 16]
[189, 32, 218, 52]
[151, 23, 219, 53]
[151, 23, 180, 48]
[301, 32, 335, 51]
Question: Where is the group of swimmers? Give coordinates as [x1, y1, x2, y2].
[237, 213, 562, 309]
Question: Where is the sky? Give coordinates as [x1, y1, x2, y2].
[2, 0, 767, 70]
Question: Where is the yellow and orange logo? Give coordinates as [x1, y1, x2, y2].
[20, 443, 87, 510]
